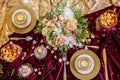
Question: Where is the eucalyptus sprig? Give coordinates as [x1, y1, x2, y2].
[73, 10, 90, 44]
[45, 2, 67, 19]
[34, 24, 44, 33]
[58, 44, 69, 52]
[48, 31, 57, 40]
[74, 10, 88, 29]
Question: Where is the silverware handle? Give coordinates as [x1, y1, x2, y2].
[63, 61, 67, 80]
[105, 64, 109, 80]
[86, 45, 99, 49]
[10, 37, 25, 40]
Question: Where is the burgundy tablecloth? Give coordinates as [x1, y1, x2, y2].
[0, 6, 120, 80]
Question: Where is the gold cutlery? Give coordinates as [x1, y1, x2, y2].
[86, 45, 99, 49]
[63, 52, 67, 80]
[9, 36, 33, 41]
[103, 48, 109, 80]
[78, 43, 99, 49]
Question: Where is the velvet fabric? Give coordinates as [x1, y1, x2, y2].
[0, 6, 120, 80]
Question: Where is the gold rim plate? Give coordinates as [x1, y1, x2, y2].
[7, 4, 37, 34]
[70, 49, 100, 80]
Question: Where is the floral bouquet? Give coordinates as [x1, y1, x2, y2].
[34, 2, 90, 52]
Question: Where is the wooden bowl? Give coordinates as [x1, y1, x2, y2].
[0, 44, 22, 62]
[98, 10, 118, 28]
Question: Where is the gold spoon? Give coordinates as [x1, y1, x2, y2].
[9, 36, 33, 41]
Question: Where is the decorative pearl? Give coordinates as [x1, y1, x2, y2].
[51, 50, 54, 54]
[40, 40, 44, 43]
[53, 47, 57, 50]
[46, 46, 49, 49]
[91, 34, 95, 39]
[58, 58, 63, 63]
[32, 46, 35, 49]
[33, 40, 37, 44]
[34, 68, 38, 72]
[78, 43, 84, 48]
[84, 46, 88, 50]
[38, 71, 42, 75]
[66, 61, 69, 65]
[54, 55, 57, 59]
[30, 53, 34, 56]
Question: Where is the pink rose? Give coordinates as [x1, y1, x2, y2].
[72, 35, 76, 40]
[46, 20, 57, 30]
[58, 15, 65, 21]
[64, 28, 72, 33]
[46, 20, 52, 26]
[60, 20, 67, 27]
[56, 34, 66, 46]
[67, 19, 77, 31]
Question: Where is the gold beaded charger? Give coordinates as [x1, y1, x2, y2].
[70, 49, 100, 80]
[7, 4, 37, 34]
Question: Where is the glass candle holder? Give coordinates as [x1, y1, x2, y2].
[34, 46, 47, 60]
[18, 63, 33, 78]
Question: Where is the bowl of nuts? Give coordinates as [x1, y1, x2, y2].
[0, 43, 22, 62]
[98, 10, 118, 28]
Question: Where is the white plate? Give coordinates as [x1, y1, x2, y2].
[74, 54, 94, 74]
[12, 9, 32, 28]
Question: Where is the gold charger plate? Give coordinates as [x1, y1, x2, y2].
[7, 4, 37, 34]
[70, 49, 100, 80]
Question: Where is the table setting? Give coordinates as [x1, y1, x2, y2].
[0, 0, 120, 80]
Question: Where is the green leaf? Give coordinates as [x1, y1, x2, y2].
[58, 45, 69, 52]
[62, 28, 67, 35]
[48, 31, 57, 40]
[45, 1, 67, 19]
[45, 12, 53, 19]
[74, 10, 82, 19]
[34, 24, 44, 33]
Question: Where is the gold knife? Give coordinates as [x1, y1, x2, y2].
[103, 48, 109, 80]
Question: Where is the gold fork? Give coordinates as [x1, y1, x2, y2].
[63, 52, 67, 80]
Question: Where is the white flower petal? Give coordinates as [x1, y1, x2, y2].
[63, 7, 74, 19]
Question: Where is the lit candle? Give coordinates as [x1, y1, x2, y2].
[37, 47, 43, 54]
[34, 46, 47, 59]
[81, 60, 89, 68]
[16, 13, 24, 21]
[15, 12, 26, 24]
